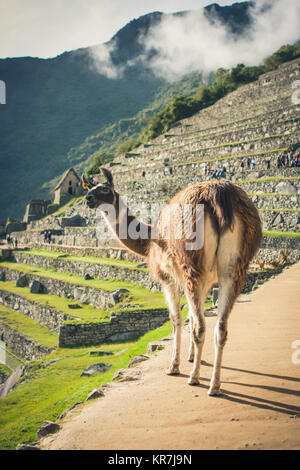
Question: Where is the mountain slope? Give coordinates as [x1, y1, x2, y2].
[0, 2, 253, 221]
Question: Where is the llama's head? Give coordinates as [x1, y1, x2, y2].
[82, 168, 115, 209]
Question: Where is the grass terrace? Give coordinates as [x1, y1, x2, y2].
[0, 305, 193, 450]
[0, 304, 57, 349]
[17, 248, 146, 271]
[174, 147, 289, 168]
[262, 230, 300, 239]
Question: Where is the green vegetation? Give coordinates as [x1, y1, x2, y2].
[0, 364, 12, 380]
[259, 208, 300, 213]
[237, 176, 300, 184]
[19, 248, 145, 270]
[0, 304, 57, 349]
[50, 197, 84, 218]
[0, 280, 111, 323]
[0, 260, 168, 317]
[263, 230, 300, 239]
[174, 147, 288, 168]
[86, 151, 114, 175]
[0, 303, 193, 450]
[115, 43, 300, 153]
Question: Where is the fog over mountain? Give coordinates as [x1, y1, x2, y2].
[0, 0, 299, 222]
[90, 0, 300, 80]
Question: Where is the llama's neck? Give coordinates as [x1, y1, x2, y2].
[101, 191, 152, 258]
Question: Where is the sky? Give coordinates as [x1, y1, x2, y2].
[0, 0, 245, 59]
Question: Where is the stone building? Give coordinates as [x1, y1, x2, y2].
[23, 200, 51, 223]
[5, 218, 27, 234]
[53, 168, 84, 206]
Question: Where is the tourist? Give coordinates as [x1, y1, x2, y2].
[266, 159, 271, 169]
[277, 156, 282, 169]
[247, 157, 251, 169]
[251, 158, 256, 169]
[240, 159, 245, 170]
[14, 237, 18, 249]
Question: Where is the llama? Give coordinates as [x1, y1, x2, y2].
[83, 168, 262, 395]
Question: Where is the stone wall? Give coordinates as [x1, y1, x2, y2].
[256, 236, 300, 264]
[0, 288, 72, 332]
[0, 266, 129, 309]
[0, 323, 54, 360]
[58, 308, 169, 348]
[11, 252, 160, 290]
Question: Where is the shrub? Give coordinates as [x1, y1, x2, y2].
[87, 151, 114, 174]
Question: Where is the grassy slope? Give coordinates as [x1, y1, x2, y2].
[0, 304, 57, 349]
[0, 308, 191, 450]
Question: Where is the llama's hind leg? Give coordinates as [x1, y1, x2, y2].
[208, 271, 243, 396]
[187, 312, 195, 363]
[184, 282, 208, 385]
[162, 281, 182, 375]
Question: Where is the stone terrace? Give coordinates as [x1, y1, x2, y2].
[2, 58, 300, 359]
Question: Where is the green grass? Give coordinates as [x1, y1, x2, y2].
[0, 280, 111, 323]
[0, 305, 57, 349]
[48, 197, 84, 218]
[18, 248, 144, 270]
[248, 192, 295, 197]
[238, 176, 300, 184]
[263, 230, 300, 239]
[259, 208, 300, 213]
[0, 306, 192, 450]
[0, 260, 166, 310]
[0, 363, 12, 379]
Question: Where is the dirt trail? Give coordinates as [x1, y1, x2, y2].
[40, 263, 300, 450]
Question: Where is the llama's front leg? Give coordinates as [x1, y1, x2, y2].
[162, 281, 182, 375]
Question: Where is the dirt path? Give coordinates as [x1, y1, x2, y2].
[40, 263, 300, 450]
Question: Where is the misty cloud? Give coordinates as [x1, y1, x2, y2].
[140, 0, 300, 80]
[89, 43, 125, 79]
[90, 0, 300, 81]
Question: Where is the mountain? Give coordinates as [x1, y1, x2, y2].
[0, 2, 253, 222]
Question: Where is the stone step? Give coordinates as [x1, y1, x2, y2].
[13, 244, 140, 262]
[118, 119, 299, 167]
[113, 144, 300, 185]
[0, 306, 56, 361]
[0, 282, 170, 349]
[10, 250, 158, 291]
[0, 284, 74, 333]
[116, 176, 300, 208]
[0, 260, 167, 313]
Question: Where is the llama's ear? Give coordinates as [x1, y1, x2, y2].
[100, 167, 114, 187]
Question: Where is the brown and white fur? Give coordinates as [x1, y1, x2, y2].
[84, 168, 262, 395]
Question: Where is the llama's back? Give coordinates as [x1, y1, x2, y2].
[162, 179, 262, 276]
[178, 179, 262, 257]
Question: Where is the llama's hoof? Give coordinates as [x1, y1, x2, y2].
[208, 384, 221, 396]
[188, 376, 200, 386]
[166, 366, 180, 376]
[187, 355, 194, 363]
